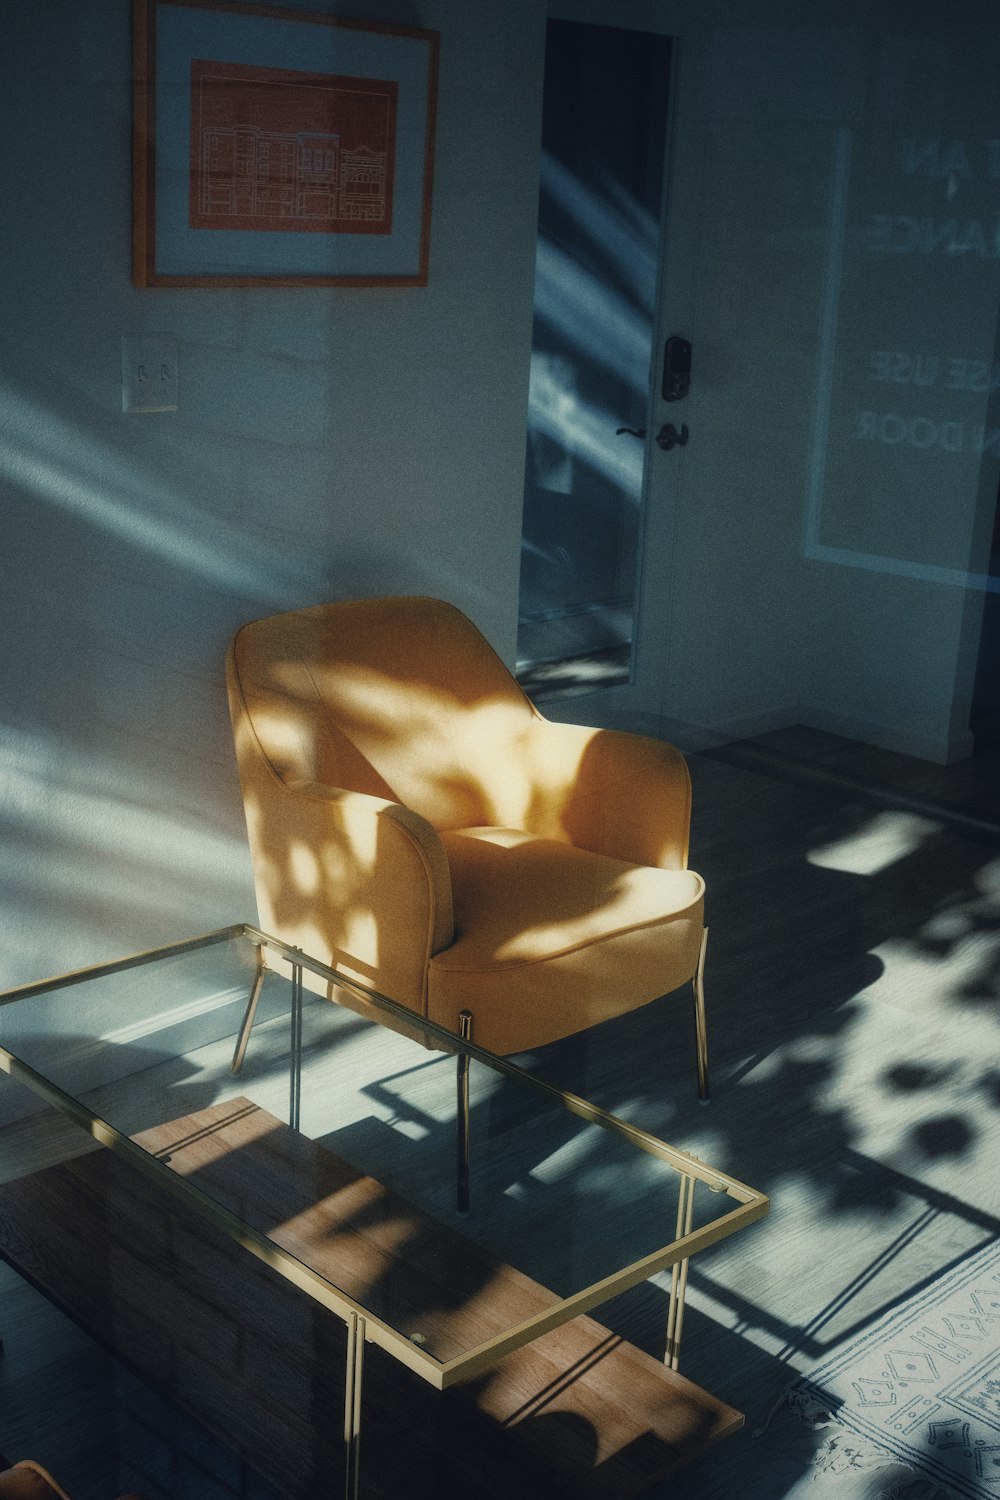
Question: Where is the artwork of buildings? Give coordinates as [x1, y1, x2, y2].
[188, 60, 397, 235]
[197, 126, 388, 228]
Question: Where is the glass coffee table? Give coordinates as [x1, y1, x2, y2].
[0, 924, 768, 1500]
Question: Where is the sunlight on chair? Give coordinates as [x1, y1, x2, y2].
[227, 596, 710, 1098]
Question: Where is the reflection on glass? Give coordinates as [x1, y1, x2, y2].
[517, 20, 671, 698]
[0, 926, 761, 1368]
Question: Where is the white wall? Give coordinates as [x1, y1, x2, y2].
[549, 0, 999, 764]
[0, 0, 546, 987]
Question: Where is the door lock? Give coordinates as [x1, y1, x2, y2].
[655, 422, 689, 451]
[662, 336, 692, 401]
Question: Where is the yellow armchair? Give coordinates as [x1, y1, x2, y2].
[226, 596, 708, 1095]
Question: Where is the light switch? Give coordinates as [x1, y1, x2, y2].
[122, 334, 178, 413]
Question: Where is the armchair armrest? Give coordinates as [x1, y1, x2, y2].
[530, 719, 693, 870]
[0, 1462, 145, 1500]
[0, 1464, 71, 1500]
[253, 777, 454, 1013]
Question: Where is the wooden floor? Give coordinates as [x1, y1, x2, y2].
[647, 726, 1000, 1498]
[0, 1097, 742, 1500]
[1, 724, 999, 1499]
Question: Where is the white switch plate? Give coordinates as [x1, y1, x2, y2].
[122, 333, 178, 413]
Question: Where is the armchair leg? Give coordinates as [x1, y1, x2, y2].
[456, 1011, 473, 1213]
[231, 947, 265, 1074]
[693, 927, 710, 1103]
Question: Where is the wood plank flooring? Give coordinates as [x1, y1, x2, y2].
[635, 727, 1000, 1499]
[1, 724, 998, 1499]
[0, 1099, 741, 1500]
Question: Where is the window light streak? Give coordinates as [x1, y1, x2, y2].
[515, 652, 627, 685]
[0, 724, 248, 887]
[525, 1135, 664, 1198]
[806, 811, 939, 876]
[100, 988, 247, 1048]
[0, 389, 325, 600]
[974, 857, 1000, 896]
[519, 153, 657, 666]
[804, 539, 1000, 594]
[0, 847, 246, 998]
[533, 240, 652, 389]
[599, 172, 661, 257]
[539, 153, 658, 311]
[528, 354, 644, 499]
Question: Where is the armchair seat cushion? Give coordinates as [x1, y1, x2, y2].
[429, 828, 705, 1053]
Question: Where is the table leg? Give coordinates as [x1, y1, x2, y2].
[665, 1172, 695, 1370]
[290, 959, 303, 1133]
[231, 945, 265, 1074]
[344, 1312, 366, 1499]
[456, 1011, 473, 1213]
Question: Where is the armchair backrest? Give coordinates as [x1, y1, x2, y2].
[228, 596, 541, 832]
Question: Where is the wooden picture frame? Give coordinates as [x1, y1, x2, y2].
[132, 0, 439, 287]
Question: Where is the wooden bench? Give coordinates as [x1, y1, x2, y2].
[0, 1099, 741, 1499]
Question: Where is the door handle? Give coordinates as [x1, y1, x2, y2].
[655, 422, 689, 451]
[616, 423, 689, 449]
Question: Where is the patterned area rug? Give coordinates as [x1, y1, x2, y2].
[788, 1237, 1000, 1500]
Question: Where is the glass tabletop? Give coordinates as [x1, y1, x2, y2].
[0, 924, 767, 1389]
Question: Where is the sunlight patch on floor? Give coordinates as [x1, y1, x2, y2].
[806, 810, 939, 876]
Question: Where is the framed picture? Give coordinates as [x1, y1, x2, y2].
[133, 0, 439, 286]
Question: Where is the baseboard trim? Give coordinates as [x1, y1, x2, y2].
[798, 704, 973, 766]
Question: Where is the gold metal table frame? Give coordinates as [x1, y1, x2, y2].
[0, 924, 769, 1500]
